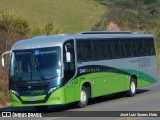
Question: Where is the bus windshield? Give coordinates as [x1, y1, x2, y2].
[9, 47, 61, 82]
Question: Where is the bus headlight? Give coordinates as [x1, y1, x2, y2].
[10, 90, 19, 96]
[48, 86, 59, 94]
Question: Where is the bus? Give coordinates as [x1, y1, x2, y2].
[1, 31, 157, 111]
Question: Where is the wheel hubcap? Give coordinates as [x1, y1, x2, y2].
[81, 90, 87, 104]
[131, 81, 135, 93]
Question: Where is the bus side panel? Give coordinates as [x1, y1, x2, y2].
[64, 79, 77, 104]
[124, 75, 130, 91]
[74, 76, 92, 102]
[89, 73, 108, 97]
[105, 73, 125, 95]
[73, 65, 157, 103]
[121, 69, 157, 88]
[64, 77, 93, 103]
[74, 78, 82, 102]
[74, 72, 128, 99]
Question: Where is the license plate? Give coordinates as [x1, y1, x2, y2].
[28, 97, 37, 101]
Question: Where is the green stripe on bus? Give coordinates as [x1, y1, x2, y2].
[120, 69, 157, 83]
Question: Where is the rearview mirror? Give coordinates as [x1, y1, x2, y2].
[66, 52, 71, 62]
[65, 44, 71, 63]
[1, 57, 4, 67]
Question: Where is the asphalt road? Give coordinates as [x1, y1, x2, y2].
[0, 81, 160, 120]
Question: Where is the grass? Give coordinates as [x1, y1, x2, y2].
[94, 0, 160, 64]
[0, 0, 105, 106]
[0, 0, 105, 33]
[0, 91, 1, 100]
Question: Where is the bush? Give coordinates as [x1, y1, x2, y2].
[29, 22, 62, 37]
[0, 11, 29, 35]
[0, 11, 63, 106]
[0, 11, 63, 37]
[93, 0, 160, 64]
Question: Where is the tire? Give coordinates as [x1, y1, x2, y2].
[126, 78, 136, 97]
[77, 86, 89, 108]
[35, 106, 48, 112]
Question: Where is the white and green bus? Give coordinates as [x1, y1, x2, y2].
[1, 31, 157, 111]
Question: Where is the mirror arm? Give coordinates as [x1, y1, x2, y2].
[2, 50, 12, 57]
[65, 45, 67, 52]
[1, 50, 12, 67]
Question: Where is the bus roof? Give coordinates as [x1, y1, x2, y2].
[74, 31, 153, 39]
[12, 31, 153, 50]
[12, 34, 73, 50]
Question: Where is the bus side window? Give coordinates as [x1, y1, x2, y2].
[136, 39, 145, 56]
[131, 39, 138, 57]
[124, 39, 134, 57]
[144, 39, 155, 56]
[144, 39, 150, 56]
[83, 40, 93, 61]
[120, 40, 126, 57]
[150, 39, 156, 55]
[112, 40, 122, 58]
[106, 40, 113, 59]
[99, 40, 108, 59]
[63, 40, 76, 82]
[92, 40, 100, 60]
[77, 41, 84, 61]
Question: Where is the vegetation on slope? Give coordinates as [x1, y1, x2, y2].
[0, 0, 105, 33]
[1, 0, 160, 106]
[93, 0, 160, 61]
[0, 0, 105, 106]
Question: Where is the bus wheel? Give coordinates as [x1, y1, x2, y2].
[77, 86, 88, 108]
[126, 78, 136, 97]
[35, 106, 48, 112]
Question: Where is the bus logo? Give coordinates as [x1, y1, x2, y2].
[28, 86, 31, 89]
[35, 50, 40, 55]
[80, 69, 86, 74]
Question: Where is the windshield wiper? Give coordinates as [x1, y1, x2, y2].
[44, 75, 60, 80]
[34, 57, 46, 82]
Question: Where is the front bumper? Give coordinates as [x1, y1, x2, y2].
[9, 87, 65, 107]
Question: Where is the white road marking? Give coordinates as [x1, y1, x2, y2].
[45, 117, 62, 120]
[143, 82, 160, 89]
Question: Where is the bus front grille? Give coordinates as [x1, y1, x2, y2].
[18, 85, 48, 91]
[17, 85, 48, 96]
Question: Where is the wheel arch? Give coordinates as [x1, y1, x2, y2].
[81, 82, 92, 98]
[131, 75, 137, 87]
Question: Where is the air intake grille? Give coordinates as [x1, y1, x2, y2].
[80, 31, 133, 34]
[18, 85, 48, 91]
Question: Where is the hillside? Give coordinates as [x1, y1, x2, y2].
[93, 0, 160, 31]
[0, 0, 105, 33]
[0, 0, 106, 106]
[93, 0, 160, 60]
[1, 0, 160, 107]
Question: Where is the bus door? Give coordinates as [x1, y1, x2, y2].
[63, 40, 76, 104]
